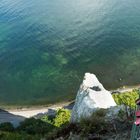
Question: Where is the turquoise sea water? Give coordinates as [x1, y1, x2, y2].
[1, 0, 140, 105]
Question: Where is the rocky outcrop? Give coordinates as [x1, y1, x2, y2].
[71, 73, 116, 122]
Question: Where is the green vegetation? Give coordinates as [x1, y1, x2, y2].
[53, 109, 71, 127]
[112, 89, 140, 108]
[45, 109, 132, 140]
[0, 131, 40, 140]
[0, 122, 14, 132]
[79, 109, 108, 135]
[0, 109, 71, 140]
[41, 109, 71, 127]
[41, 115, 54, 125]
[17, 118, 54, 135]
[0, 90, 139, 140]
[44, 109, 110, 140]
[0, 107, 132, 140]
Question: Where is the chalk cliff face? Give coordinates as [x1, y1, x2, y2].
[71, 73, 116, 122]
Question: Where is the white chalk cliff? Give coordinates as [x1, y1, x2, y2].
[71, 73, 116, 122]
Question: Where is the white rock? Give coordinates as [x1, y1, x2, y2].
[106, 105, 132, 121]
[71, 73, 116, 122]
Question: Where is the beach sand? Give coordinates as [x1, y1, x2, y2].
[0, 101, 74, 126]
[8, 101, 73, 117]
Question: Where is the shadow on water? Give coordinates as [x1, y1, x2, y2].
[0, 109, 25, 127]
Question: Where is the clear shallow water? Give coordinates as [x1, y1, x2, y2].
[1, 0, 140, 105]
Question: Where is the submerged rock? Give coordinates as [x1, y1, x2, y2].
[71, 73, 116, 122]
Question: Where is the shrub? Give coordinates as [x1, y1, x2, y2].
[41, 115, 53, 125]
[17, 118, 54, 135]
[112, 89, 140, 108]
[0, 131, 40, 140]
[79, 109, 109, 135]
[45, 123, 78, 140]
[53, 109, 71, 127]
[0, 122, 14, 132]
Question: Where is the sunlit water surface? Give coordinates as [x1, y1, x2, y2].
[0, 0, 140, 105]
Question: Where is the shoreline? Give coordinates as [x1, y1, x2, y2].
[0, 101, 74, 126]
[0, 84, 140, 119]
[111, 84, 140, 93]
[1, 100, 73, 110]
[6, 101, 74, 118]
